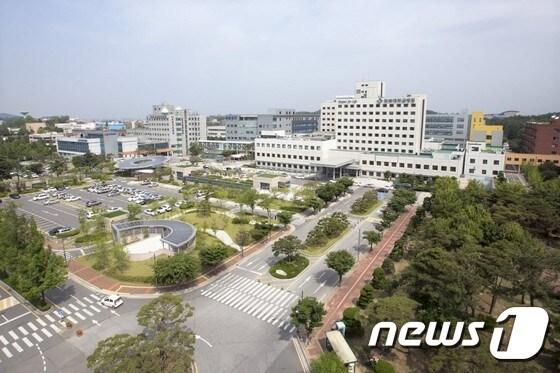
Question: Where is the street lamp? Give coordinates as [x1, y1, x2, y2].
[357, 228, 361, 261]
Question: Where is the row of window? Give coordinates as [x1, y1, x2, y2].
[469, 158, 501, 165]
[255, 142, 321, 150]
[256, 161, 316, 171]
[339, 146, 415, 153]
[337, 103, 416, 109]
[256, 153, 320, 161]
[338, 133, 415, 138]
[338, 118, 416, 123]
[339, 139, 415, 146]
[360, 159, 457, 172]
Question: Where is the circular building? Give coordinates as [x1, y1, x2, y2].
[116, 156, 168, 171]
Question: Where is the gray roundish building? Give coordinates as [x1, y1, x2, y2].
[112, 220, 196, 253]
[116, 156, 168, 171]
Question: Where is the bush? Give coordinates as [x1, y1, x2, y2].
[382, 258, 395, 275]
[358, 284, 374, 308]
[371, 268, 387, 289]
[251, 223, 273, 241]
[269, 255, 309, 279]
[304, 212, 349, 248]
[199, 245, 230, 267]
[232, 216, 250, 224]
[351, 190, 378, 215]
[153, 254, 201, 286]
[342, 307, 363, 337]
[374, 360, 395, 373]
[179, 201, 195, 209]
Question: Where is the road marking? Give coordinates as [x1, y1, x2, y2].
[75, 312, 86, 320]
[71, 295, 87, 307]
[61, 307, 71, 314]
[256, 264, 267, 271]
[236, 266, 263, 276]
[41, 210, 59, 217]
[110, 309, 120, 317]
[36, 318, 47, 327]
[31, 332, 43, 343]
[36, 344, 46, 373]
[8, 331, 18, 340]
[90, 305, 101, 313]
[0, 335, 8, 345]
[27, 322, 38, 331]
[297, 276, 311, 288]
[68, 303, 79, 311]
[41, 328, 52, 338]
[22, 337, 33, 347]
[50, 324, 60, 333]
[312, 281, 327, 294]
[82, 296, 93, 304]
[18, 326, 28, 335]
[82, 308, 93, 317]
[67, 316, 78, 324]
[44, 314, 55, 323]
[195, 335, 213, 348]
[90, 294, 100, 301]
[92, 320, 100, 327]
[12, 342, 23, 352]
[2, 347, 12, 358]
[0, 311, 30, 327]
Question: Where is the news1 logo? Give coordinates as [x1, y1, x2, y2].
[368, 307, 549, 360]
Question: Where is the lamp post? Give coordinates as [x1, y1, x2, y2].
[357, 228, 361, 261]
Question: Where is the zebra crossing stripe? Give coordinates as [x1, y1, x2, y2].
[260, 305, 279, 321]
[249, 301, 268, 317]
[12, 342, 23, 352]
[256, 303, 276, 319]
[247, 281, 267, 296]
[90, 305, 101, 313]
[240, 281, 260, 294]
[22, 337, 33, 347]
[82, 308, 93, 317]
[31, 333, 43, 343]
[240, 297, 261, 313]
[67, 316, 78, 324]
[82, 296, 93, 304]
[61, 307, 71, 314]
[8, 331, 18, 340]
[50, 324, 61, 333]
[90, 294, 100, 301]
[2, 347, 12, 358]
[37, 317, 48, 326]
[0, 336, 8, 345]
[41, 328, 53, 338]
[45, 314, 56, 323]
[27, 322, 38, 331]
[271, 310, 288, 325]
[75, 312, 86, 320]
[68, 303, 79, 311]
[222, 290, 243, 305]
[229, 292, 251, 309]
[18, 326, 28, 335]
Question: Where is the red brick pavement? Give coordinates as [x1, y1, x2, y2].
[305, 206, 418, 359]
[68, 228, 290, 295]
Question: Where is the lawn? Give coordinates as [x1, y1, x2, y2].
[303, 227, 350, 256]
[181, 211, 253, 241]
[267, 198, 306, 213]
[269, 255, 309, 279]
[76, 254, 155, 284]
[350, 200, 381, 216]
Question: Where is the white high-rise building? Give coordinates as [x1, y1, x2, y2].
[320, 81, 427, 155]
[133, 103, 206, 156]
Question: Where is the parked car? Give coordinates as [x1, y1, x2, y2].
[32, 193, 49, 201]
[48, 226, 72, 236]
[107, 191, 119, 197]
[43, 187, 57, 193]
[86, 200, 101, 207]
[148, 182, 158, 187]
[141, 180, 151, 186]
[160, 204, 172, 212]
[156, 206, 167, 214]
[66, 195, 81, 202]
[86, 211, 97, 219]
[9, 193, 20, 199]
[100, 295, 123, 309]
[44, 199, 59, 205]
[144, 209, 157, 216]
[106, 206, 122, 213]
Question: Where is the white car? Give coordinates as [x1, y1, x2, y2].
[100, 295, 123, 309]
[156, 206, 168, 214]
[43, 199, 59, 205]
[86, 211, 97, 219]
[43, 187, 57, 193]
[106, 207, 122, 213]
[144, 209, 158, 216]
[66, 195, 81, 202]
[160, 204, 172, 212]
[33, 193, 49, 201]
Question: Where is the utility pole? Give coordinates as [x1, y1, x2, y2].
[357, 228, 360, 261]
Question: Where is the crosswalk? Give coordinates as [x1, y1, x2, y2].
[201, 273, 298, 333]
[0, 293, 108, 363]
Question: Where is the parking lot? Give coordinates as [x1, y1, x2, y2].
[7, 179, 183, 234]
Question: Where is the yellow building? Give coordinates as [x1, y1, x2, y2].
[469, 111, 503, 146]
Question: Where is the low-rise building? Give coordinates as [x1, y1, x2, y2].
[469, 111, 503, 146]
[505, 152, 560, 171]
[521, 117, 560, 154]
[28, 132, 62, 145]
[207, 125, 226, 139]
[56, 136, 102, 156]
[252, 173, 290, 191]
[199, 139, 254, 157]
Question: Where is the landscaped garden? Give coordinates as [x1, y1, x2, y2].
[303, 212, 350, 255]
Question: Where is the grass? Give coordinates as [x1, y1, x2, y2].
[74, 231, 110, 245]
[350, 200, 381, 216]
[267, 198, 306, 213]
[102, 210, 127, 218]
[303, 227, 350, 256]
[76, 254, 155, 284]
[181, 211, 253, 242]
[269, 255, 309, 279]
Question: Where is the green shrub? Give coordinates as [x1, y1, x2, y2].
[56, 229, 79, 238]
[358, 284, 374, 308]
[232, 216, 250, 224]
[382, 258, 395, 275]
[374, 360, 395, 373]
[199, 245, 230, 267]
[342, 307, 363, 337]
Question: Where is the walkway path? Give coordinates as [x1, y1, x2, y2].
[305, 205, 417, 359]
[203, 229, 241, 250]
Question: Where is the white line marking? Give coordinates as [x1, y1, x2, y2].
[82, 296, 94, 304]
[18, 326, 28, 335]
[0, 311, 30, 327]
[50, 324, 61, 333]
[68, 303, 79, 311]
[12, 342, 23, 352]
[44, 314, 55, 323]
[75, 312, 86, 320]
[27, 322, 38, 331]
[8, 331, 18, 340]
[31, 332, 43, 343]
[67, 316, 78, 324]
[256, 264, 267, 271]
[22, 337, 33, 347]
[41, 328, 52, 338]
[61, 307, 71, 314]
[236, 266, 263, 276]
[90, 305, 101, 313]
[89, 294, 100, 301]
[71, 295, 86, 307]
[82, 308, 93, 317]
[2, 347, 12, 358]
[195, 335, 213, 348]
[297, 276, 311, 288]
[0, 336, 8, 345]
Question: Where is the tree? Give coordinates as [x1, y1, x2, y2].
[272, 235, 303, 262]
[305, 195, 325, 212]
[93, 240, 110, 271]
[235, 230, 252, 257]
[30, 248, 67, 304]
[153, 254, 200, 286]
[371, 268, 387, 289]
[50, 157, 66, 177]
[78, 209, 89, 233]
[363, 230, 382, 251]
[358, 284, 374, 308]
[259, 196, 274, 222]
[0, 158, 14, 180]
[291, 297, 326, 337]
[88, 294, 196, 373]
[111, 244, 129, 273]
[188, 141, 203, 157]
[326, 250, 355, 285]
[127, 203, 141, 220]
[26, 162, 43, 175]
[381, 258, 395, 275]
[199, 245, 229, 267]
[276, 210, 293, 228]
[365, 295, 418, 329]
[240, 189, 260, 214]
[310, 352, 346, 373]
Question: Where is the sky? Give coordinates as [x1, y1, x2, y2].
[0, 0, 558, 119]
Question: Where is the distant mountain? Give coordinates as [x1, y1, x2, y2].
[0, 113, 19, 121]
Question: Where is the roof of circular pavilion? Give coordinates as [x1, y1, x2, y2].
[112, 220, 196, 249]
[117, 156, 168, 171]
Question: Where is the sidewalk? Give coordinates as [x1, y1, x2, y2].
[305, 205, 417, 359]
[67, 226, 293, 296]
